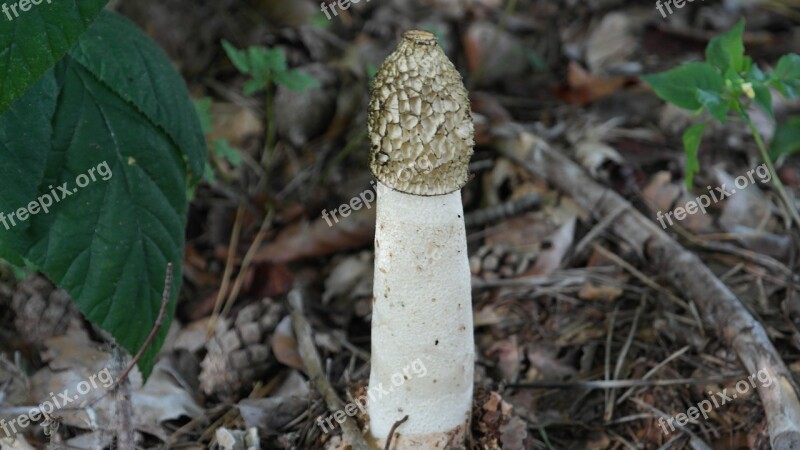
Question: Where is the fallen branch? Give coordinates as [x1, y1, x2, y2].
[112, 347, 134, 450]
[288, 289, 372, 450]
[497, 129, 800, 450]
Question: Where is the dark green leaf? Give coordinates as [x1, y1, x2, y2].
[0, 12, 206, 378]
[706, 19, 745, 73]
[68, 12, 207, 181]
[642, 63, 724, 111]
[683, 122, 707, 188]
[0, 0, 109, 114]
[770, 116, 800, 161]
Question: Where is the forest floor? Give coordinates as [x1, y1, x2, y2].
[2, 0, 800, 449]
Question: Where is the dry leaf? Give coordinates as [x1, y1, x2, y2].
[586, 12, 636, 75]
[271, 316, 304, 371]
[527, 216, 576, 276]
[254, 207, 375, 264]
[555, 62, 631, 105]
[578, 282, 623, 302]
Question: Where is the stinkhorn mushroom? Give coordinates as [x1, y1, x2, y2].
[367, 30, 475, 448]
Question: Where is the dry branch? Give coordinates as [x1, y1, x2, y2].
[288, 289, 372, 450]
[497, 129, 800, 450]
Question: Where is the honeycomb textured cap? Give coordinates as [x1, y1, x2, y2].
[368, 30, 474, 196]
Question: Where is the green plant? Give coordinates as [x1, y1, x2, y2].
[642, 19, 800, 226]
[221, 41, 318, 168]
[194, 98, 243, 184]
[0, 8, 206, 377]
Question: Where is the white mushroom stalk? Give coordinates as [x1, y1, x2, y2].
[367, 30, 475, 448]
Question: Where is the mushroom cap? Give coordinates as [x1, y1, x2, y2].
[368, 30, 474, 196]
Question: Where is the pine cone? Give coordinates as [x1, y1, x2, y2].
[200, 297, 283, 399]
[470, 245, 535, 280]
[11, 275, 81, 345]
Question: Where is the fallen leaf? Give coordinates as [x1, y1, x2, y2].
[555, 62, 631, 105]
[271, 316, 304, 371]
[238, 371, 309, 435]
[254, 207, 375, 264]
[578, 282, 623, 302]
[586, 12, 636, 75]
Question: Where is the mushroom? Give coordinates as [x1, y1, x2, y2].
[367, 30, 475, 448]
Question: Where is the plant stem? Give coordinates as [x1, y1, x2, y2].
[261, 79, 276, 172]
[738, 106, 800, 229]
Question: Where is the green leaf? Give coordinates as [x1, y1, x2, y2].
[366, 63, 378, 81]
[683, 122, 707, 188]
[253, 48, 288, 75]
[274, 70, 320, 92]
[706, 19, 746, 73]
[194, 98, 213, 134]
[642, 63, 724, 111]
[203, 163, 217, 184]
[0, 12, 206, 378]
[695, 88, 729, 122]
[527, 50, 547, 72]
[222, 40, 251, 74]
[771, 53, 800, 99]
[752, 82, 773, 119]
[212, 140, 242, 167]
[0, 0, 109, 114]
[310, 12, 332, 29]
[770, 116, 800, 161]
[68, 13, 207, 182]
[747, 63, 767, 82]
[243, 79, 266, 96]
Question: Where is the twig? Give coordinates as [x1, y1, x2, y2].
[384, 415, 409, 450]
[81, 263, 174, 411]
[504, 372, 745, 389]
[287, 289, 372, 450]
[738, 104, 800, 229]
[604, 299, 643, 421]
[615, 346, 691, 405]
[112, 347, 134, 450]
[115, 263, 173, 386]
[464, 193, 540, 228]
[208, 207, 244, 336]
[220, 207, 274, 319]
[591, 244, 689, 310]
